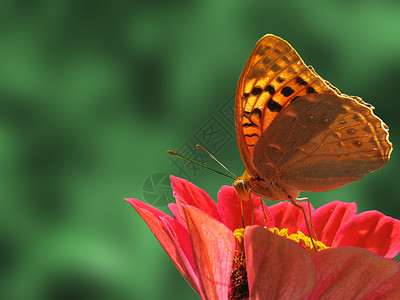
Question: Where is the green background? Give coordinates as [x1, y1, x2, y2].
[1, 1, 400, 299]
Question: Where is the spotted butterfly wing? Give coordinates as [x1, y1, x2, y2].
[234, 34, 391, 200]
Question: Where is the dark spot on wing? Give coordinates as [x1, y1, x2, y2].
[281, 86, 294, 97]
[263, 57, 271, 65]
[267, 99, 282, 112]
[363, 125, 372, 133]
[276, 76, 285, 83]
[265, 85, 275, 95]
[251, 86, 263, 95]
[244, 133, 259, 137]
[369, 137, 379, 147]
[271, 63, 281, 72]
[257, 48, 266, 56]
[353, 114, 362, 122]
[252, 108, 262, 118]
[243, 123, 257, 128]
[296, 76, 308, 86]
[306, 86, 316, 94]
[353, 141, 362, 147]
[242, 112, 258, 128]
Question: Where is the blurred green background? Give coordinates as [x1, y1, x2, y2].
[1, 0, 400, 299]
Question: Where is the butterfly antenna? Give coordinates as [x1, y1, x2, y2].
[196, 145, 237, 178]
[168, 150, 236, 180]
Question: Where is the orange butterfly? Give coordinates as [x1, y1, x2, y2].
[233, 34, 392, 209]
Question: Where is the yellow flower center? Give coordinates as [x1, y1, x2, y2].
[234, 227, 329, 255]
[233, 227, 247, 249]
[269, 227, 329, 255]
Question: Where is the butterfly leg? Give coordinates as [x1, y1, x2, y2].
[295, 197, 318, 241]
[239, 194, 245, 228]
[288, 196, 318, 253]
[248, 188, 269, 227]
[260, 198, 268, 228]
[247, 188, 255, 226]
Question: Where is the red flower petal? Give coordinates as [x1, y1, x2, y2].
[126, 197, 170, 220]
[298, 201, 357, 246]
[181, 205, 236, 300]
[168, 203, 186, 226]
[126, 198, 203, 296]
[245, 226, 315, 299]
[269, 201, 314, 234]
[306, 247, 399, 299]
[333, 211, 400, 258]
[217, 185, 274, 231]
[160, 215, 196, 272]
[362, 267, 400, 299]
[170, 176, 220, 221]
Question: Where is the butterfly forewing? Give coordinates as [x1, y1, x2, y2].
[235, 34, 337, 176]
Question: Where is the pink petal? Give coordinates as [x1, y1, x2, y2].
[306, 247, 399, 299]
[269, 201, 314, 234]
[126, 197, 170, 220]
[362, 267, 400, 299]
[160, 215, 196, 271]
[245, 226, 315, 299]
[168, 203, 186, 225]
[333, 210, 400, 258]
[181, 205, 236, 300]
[217, 185, 274, 231]
[126, 198, 202, 296]
[298, 201, 357, 246]
[170, 176, 220, 221]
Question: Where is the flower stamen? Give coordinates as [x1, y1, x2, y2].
[233, 228, 246, 250]
[230, 228, 249, 300]
[269, 227, 329, 255]
[229, 250, 248, 300]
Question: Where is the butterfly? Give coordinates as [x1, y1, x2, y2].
[233, 34, 392, 204]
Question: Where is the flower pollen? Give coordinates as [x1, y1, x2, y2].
[230, 228, 249, 300]
[229, 250, 248, 300]
[269, 227, 329, 255]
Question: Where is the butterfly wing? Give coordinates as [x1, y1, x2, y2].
[252, 93, 391, 192]
[235, 34, 338, 178]
[236, 34, 392, 194]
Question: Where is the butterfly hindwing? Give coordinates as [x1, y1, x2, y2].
[252, 93, 391, 192]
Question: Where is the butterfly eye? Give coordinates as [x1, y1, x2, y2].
[233, 178, 247, 197]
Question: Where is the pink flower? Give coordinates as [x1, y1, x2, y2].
[126, 176, 400, 299]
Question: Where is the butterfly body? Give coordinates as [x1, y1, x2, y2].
[233, 170, 298, 201]
[234, 34, 392, 202]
